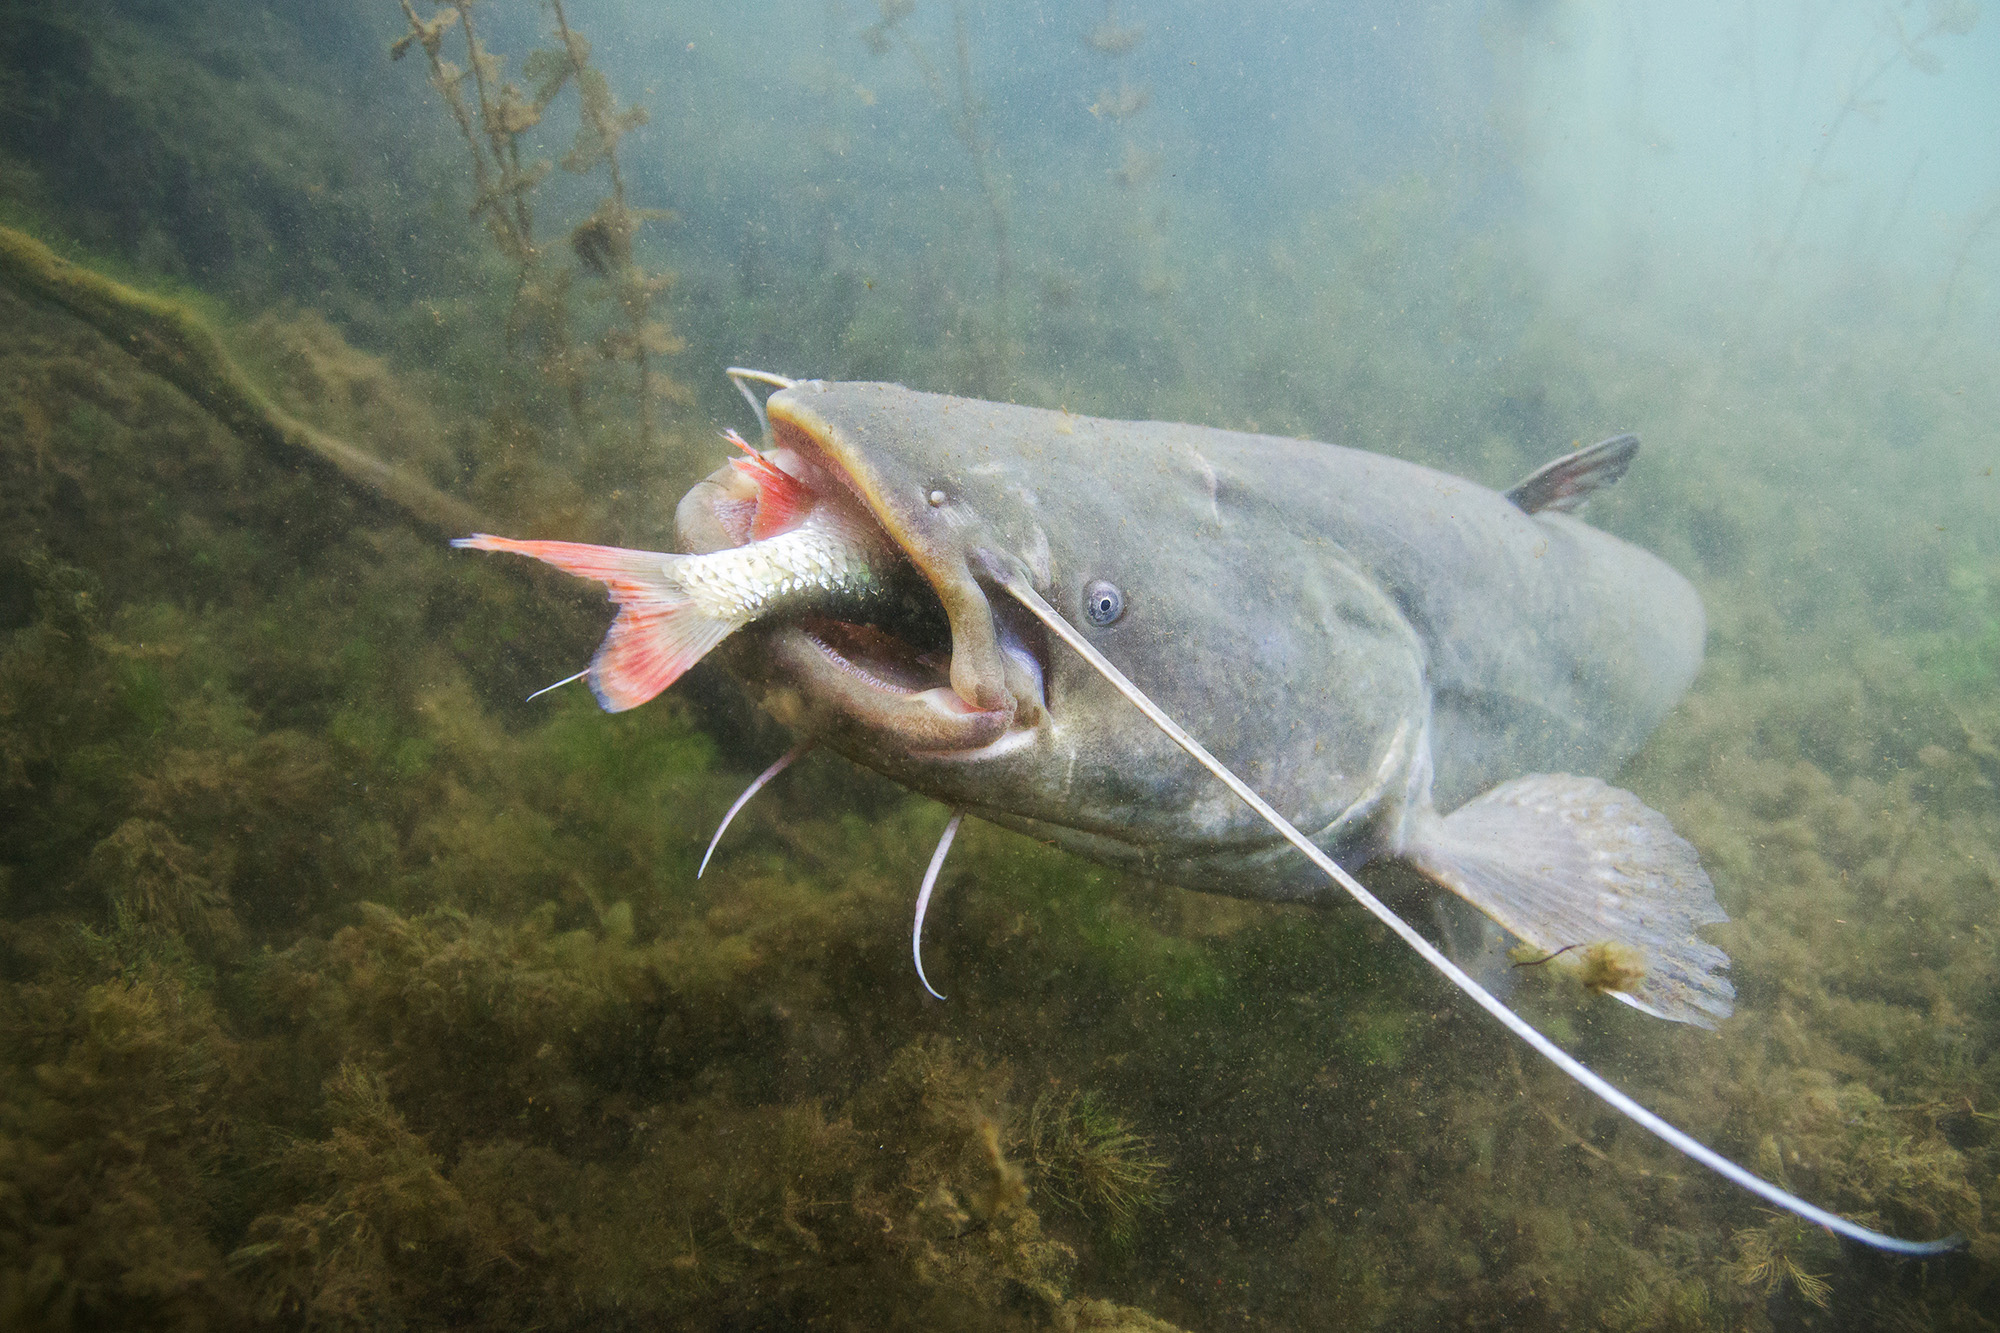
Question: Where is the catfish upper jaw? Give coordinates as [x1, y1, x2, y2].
[765, 391, 1022, 718]
[674, 427, 1045, 755]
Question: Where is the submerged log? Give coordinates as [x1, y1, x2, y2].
[0, 224, 485, 539]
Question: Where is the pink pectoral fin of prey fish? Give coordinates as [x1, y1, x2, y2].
[724, 429, 812, 540]
[453, 534, 736, 712]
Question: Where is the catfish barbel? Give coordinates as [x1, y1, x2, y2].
[453, 368, 1959, 1256]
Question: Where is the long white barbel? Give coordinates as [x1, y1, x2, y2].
[977, 550, 1959, 1257]
[699, 743, 811, 879]
[913, 811, 963, 1001]
[727, 367, 796, 447]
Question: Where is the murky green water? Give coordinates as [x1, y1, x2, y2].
[2, 2, 1995, 1328]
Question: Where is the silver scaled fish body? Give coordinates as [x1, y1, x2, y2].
[454, 439, 919, 713]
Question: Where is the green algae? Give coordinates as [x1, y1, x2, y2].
[1, 4, 1998, 1330]
[1028, 1089, 1169, 1247]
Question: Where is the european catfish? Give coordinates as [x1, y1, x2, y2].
[455, 370, 1957, 1255]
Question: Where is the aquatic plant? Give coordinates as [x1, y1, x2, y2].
[230, 1062, 477, 1329]
[0, 0, 484, 338]
[0, 947, 248, 1329]
[1027, 1089, 1168, 1243]
[83, 818, 239, 949]
[1935, 196, 2000, 335]
[1728, 1214, 1835, 1310]
[1083, 3, 1146, 59]
[392, 0, 682, 451]
[0, 224, 482, 539]
[1769, 0, 1982, 271]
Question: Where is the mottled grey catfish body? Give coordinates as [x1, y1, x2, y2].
[734, 383, 1701, 894]
[680, 380, 1729, 1026]
[462, 375, 1970, 1253]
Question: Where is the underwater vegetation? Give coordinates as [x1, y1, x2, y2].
[2, 1, 1998, 1330]
[390, 0, 682, 444]
[1027, 1090, 1169, 1247]
[0, 271, 1201, 1329]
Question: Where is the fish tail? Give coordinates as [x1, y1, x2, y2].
[1404, 773, 1734, 1029]
[453, 534, 739, 712]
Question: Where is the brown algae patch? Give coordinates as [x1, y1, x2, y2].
[1576, 940, 1648, 996]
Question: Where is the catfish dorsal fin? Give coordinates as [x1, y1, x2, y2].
[1505, 433, 1639, 515]
[976, 547, 1960, 1258]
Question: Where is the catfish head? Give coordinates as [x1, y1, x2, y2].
[676, 380, 1043, 756]
[676, 377, 1414, 891]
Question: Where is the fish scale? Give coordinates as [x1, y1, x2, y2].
[673, 511, 891, 622]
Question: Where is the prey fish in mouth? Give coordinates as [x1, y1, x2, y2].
[455, 431, 972, 723]
[454, 368, 1959, 1256]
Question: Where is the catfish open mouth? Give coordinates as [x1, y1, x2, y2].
[675, 407, 1046, 755]
[797, 616, 951, 698]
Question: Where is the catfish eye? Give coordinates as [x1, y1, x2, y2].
[1083, 579, 1125, 627]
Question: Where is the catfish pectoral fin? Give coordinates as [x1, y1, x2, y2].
[1404, 774, 1735, 1029]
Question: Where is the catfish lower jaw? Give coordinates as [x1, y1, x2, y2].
[761, 620, 1021, 751]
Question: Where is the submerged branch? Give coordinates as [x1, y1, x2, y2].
[0, 225, 486, 539]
